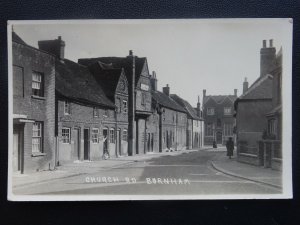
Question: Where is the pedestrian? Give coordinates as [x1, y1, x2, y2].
[226, 137, 234, 159]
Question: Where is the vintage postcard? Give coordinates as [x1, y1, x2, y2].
[7, 19, 293, 201]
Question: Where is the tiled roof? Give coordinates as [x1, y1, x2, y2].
[239, 74, 273, 100]
[78, 57, 147, 87]
[152, 91, 186, 113]
[56, 59, 115, 108]
[203, 95, 237, 105]
[170, 94, 201, 120]
[12, 32, 27, 45]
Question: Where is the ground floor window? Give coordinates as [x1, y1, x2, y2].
[122, 129, 128, 141]
[268, 119, 277, 136]
[62, 127, 71, 143]
[205, 123, 213, 136]
[110, 128, 115, 143]
[32, 122, 43, 153]
[91, 128, 99, 143]
[224, 123, 233, 136]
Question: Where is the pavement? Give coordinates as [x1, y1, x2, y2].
[210, 146, 282, 188]
[12, 145, 282, 190]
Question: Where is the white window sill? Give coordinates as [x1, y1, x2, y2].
[31, 95, 46, 100]
[32, 152, 46, 157]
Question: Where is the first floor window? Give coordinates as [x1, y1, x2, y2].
[224, 107, 232, 115]
[122, 129, 128, 141]
[64, 101, 71, 115]
[92, 128, 99, 143]
[32, 71, 44, 97]
[32, 122, 43, 153]
[268, 119, 276, 135]
[205, 123, 213, 136]
[62, 127, 71, 143]
[141, 93, 146, 105]
[207, 107, 215, 115]
[123, 100, 127, 113]
[110, 128, 115, 143]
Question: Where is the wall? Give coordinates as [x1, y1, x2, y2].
[13, 42, 55, 173]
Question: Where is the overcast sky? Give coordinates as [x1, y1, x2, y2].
[12, 19, 291, 107]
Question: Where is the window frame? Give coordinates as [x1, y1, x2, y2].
[91, 128, 100, 143]
[32, 122, 43, 153]
[62, 127, 71, 144]
[207, 107, 215, 116]
[224, 107, 232, 115]
[123, 100, 128, 113]
[32, 71, 44, 97]
[93, 107, 99, 118]
[205, 123, 213, 136]
[64, 101, 71, 115]
[109, 128, 115, 143]
[122, 129, 128, 141]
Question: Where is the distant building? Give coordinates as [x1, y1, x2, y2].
[235, 39, 282, 170]
[12, 32, 56, 173]
[202, 89, 237, 146]
[149, 80, 188, 152]
[171, 95, 204, 149]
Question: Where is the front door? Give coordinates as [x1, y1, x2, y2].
[73, 128, 80, 160]
[216, 131, 222, 144]
[13, 125, 23, 172]
[83, 129, 89, 160]
[103, 128, 108, 156]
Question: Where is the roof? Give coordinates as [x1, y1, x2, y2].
[12, 32, 27, 45]
[152, 91, 186, 113]
[89, 62, 127, 101]
[239, 74, 273, 100]
[170, 94, 201, 120]
[266, 105, 282, 117]
[56, 59, 115, 108]
[78, 57, 147, 87]
[203, 95, 237, 105]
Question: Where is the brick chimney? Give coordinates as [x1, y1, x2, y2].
[150, 71, 157, 91]
[196, 95, 201, 117]
[234, 89, 237, 96]
[163, 84, 170, 96]
[243, 77, 249, 94]
[260, 39, 276, 77]
[38, 36, 65, 60]
[203, 89, 206, 97]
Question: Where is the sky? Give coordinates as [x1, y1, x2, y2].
[12, 19, 292, 107]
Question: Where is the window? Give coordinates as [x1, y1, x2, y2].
[268, 119, 276, 135]
[32, 71, 44, 97]
[224, 123, 233, 136]
[93, 107, 99, 117]
[116, 98, 121, 113]
[123, 100, 127, 113]
[207, 107, 215, 115]
[122, 129, 128, 141]
[92, 128, 99, 143]
[205, 123, 213, 136]
[104, 109, 109, 117]
[224, 107, 232, 115]
[64, 101, 71, 115]
[163, 132, 166, 143]
[62, 128, 71, 143]
[141, 93, 146, 105]
[109, 128, 115, 143]
[32, 122, 43, 153]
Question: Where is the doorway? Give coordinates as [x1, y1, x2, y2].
[83, 128, 89, 160]
[13, 125, 23, 173]
[103, 128, 108, 156]
[73, 128, 80, 160]
[116, 129, 121, 156]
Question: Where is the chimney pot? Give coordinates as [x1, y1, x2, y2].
[203, 89, 206, 97]
[234, 89, 237, 96]
[163, 85, 170, 96]
[129, 50, 133, 56]
[263, 40, 267, 48]
[269, 39, 273, 47]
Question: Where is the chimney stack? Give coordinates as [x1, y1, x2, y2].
[260, 39, 276, 77]
[150, 71, 157, 91]
[243, 77, 249, 94]
[203, 89, 206, 97]
[163, 84, 170, 96]
[234, 89, 237, 96]
[38, 36, 65, 60]
[196, 95, 201, 117]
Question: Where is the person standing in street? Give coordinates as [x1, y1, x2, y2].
[226, 137, 234, 159]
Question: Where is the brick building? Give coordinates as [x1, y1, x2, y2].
[235, 40, 282, 170]
[12, 32, 56, 173]
[150, 81, 188, 152]
[202, 89, 237, 146]
[171, 95, 204, 149]
[79, 52, 153, 155]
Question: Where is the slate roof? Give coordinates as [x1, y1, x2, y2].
[203, 95, 237, 105]
[12, 32, 27, 45]
[170, 94, 201, 120]
[239, 74, 273, 100]
[78, 57, 147, 87]
[56, 59, 115, 108]
[152, 91, 186, 113]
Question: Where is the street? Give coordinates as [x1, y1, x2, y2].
[13, 148, 281, 196]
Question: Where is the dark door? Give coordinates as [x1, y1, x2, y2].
[84, 129, 89, 160]
[216, 132, 222, 144]
[151, 133, 154, 152]
[117, 129, 121, 156]
[73, 128, 80, 160]
[13, 126, 22, 172]
[147, 133, 151, 152]
[103, 128, 108, 156]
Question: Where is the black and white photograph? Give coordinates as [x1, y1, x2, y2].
[7, 19, 293, 201]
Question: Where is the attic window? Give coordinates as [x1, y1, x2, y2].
[93, 107, 99, 117]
